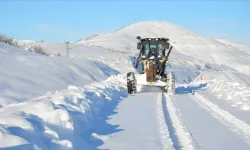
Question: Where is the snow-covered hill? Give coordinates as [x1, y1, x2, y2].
[78, 21, 250, 74]
[0, 42, 118, 107]
[17, 40, 128, 59]
[215, 38, 250, 54]
[16, 40, 135, 75]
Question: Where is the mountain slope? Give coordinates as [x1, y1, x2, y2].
[215, 38, 250, 54]
[78, 21, 250, 74]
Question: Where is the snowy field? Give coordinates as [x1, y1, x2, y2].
[0, 21, 250, 150]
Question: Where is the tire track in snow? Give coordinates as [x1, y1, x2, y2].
[194, 93, 250, 145]
[161, 93, 196, 150]
[156, 93, 174, 150]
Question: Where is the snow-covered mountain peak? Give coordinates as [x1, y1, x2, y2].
[113, 21, 195, 36]
[77, 21, 250, 74]
[78, 21, 201, 46]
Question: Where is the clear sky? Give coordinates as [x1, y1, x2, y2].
[1, 0, 250, 44]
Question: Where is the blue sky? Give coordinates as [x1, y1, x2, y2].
[1, 1, 249, 43]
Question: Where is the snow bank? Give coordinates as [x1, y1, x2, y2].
[0, 75, 127, 150]
[207, 81, 250, 111]
[0, 42, 119, 107]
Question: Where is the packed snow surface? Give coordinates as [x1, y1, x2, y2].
[1, 21, 250, 150]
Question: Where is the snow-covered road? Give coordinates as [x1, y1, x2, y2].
[97, 85, 250, 150]
[100, 92, 169, 150]
[1, 73, 250, 150]
[173, 92, 250, 150]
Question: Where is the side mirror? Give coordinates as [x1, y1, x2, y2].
[137, 43, 141, 49]
[165, 42, 170, 49]
[136, 36, 141, 40]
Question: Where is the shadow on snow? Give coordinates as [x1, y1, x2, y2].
[175, 83, 208, 95]
[1, 86, 128, 150]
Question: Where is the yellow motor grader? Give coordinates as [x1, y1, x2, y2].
[127, 36, 175, 94]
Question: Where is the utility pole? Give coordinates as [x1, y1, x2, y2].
[65, 41, 70, 58]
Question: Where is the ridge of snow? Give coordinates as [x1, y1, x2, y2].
[0, 42, 37, 56]
[0, 42, 119, 107]
[206, 80, 250, 111]
[0, 75, 127, 149]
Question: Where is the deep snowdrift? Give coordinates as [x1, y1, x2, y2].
[0, 75, 127, 150]
[0, 42, 118, 107]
